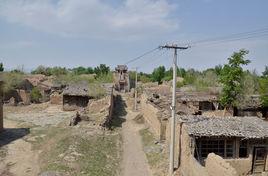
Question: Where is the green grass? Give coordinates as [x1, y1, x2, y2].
[140, 128, 168, 176]
[31, 125, 121, 176]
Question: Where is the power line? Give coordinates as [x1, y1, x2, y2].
[191, 32, 268, 48]
[124, 47, 160, 65]
[189, 27, 268, 45]
[176, 27, 268, 47]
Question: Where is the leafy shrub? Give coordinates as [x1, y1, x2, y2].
[30, 87, 42, 103]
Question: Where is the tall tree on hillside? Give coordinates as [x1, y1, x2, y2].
[0, 63, 4, 72]
[152, 66, 166, 84]
[219, 49, 251, 113]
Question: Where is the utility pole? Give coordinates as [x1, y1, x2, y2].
[160, 44, 189, 176]
[134, 67, 138, 111]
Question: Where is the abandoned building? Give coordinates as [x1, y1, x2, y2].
[114, 65, 130, 92]
[63, 84, 92, 111]
[234, 95, 268, 119]
[4, 79, 34, 105]
[170, 115, 268, 176]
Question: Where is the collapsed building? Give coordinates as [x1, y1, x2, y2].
[235, 95, 268, 119]
[141, 88, 222, 141]
[169, 115, 268, 176]
[63, 83, 115, 127]
[63, 84, 92, 111]
[114, 65, 130, 92]
[4, 79, 33, 105]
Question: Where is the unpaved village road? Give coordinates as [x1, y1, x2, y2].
[120, 96, 152, 176]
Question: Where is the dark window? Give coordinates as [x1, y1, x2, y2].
[239, 140, 248, 157]
[196, 138, 234, 159]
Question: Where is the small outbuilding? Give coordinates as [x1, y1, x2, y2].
[63, 84, 92, 111]
[172, 115, 268, 176]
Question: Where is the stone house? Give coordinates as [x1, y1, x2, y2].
[114, 65, 130, 92]
[63, 84, 92, 111]
[169, 115, 268, 176]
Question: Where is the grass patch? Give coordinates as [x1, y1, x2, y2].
[33, 125, 121, 176]
[140, 128, 168, 176]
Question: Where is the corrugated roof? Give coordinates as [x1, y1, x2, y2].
[179, 115, 268, 139]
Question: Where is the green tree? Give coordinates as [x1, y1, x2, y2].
[152, 66, 165, 84]
[219, 49, 251, 110]
[94, 64, 110, 77]
[0, 63, 4, 72]
[30, 87, 42, 103]
[259, 77, 268, 107]
[263, 66, 268, 77]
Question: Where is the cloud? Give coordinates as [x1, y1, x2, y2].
[0, 0, 178, 39]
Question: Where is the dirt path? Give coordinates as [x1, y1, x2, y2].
[119, 95, 152, 176]
[0, 119, 40, 176]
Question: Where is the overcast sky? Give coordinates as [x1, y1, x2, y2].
[0, 0, 267, 73]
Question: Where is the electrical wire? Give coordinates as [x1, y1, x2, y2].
[124, 47, 160, 65]
[177, 27, 268, 47]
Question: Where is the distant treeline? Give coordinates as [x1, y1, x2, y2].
[31, 64, 110, 77]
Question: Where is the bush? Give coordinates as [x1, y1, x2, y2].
[30, 87, 42, 103]
[2, 72, 24, 93]
[88, 84, 106, 99]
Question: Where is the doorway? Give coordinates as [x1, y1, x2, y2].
[252, 147, 267, 173]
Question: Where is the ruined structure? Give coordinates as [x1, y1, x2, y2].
[235, 95, 268, 118]
[168, 115, 268, 176]
[63, 84, 92, 111]
[0, 80, 3, 132]
[114, 65, 130, 92]
[141, 88, 222, 141]
[4, 79, 33, 105]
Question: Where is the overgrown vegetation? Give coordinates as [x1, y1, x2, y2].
[140, 128, 168, 176]
[30, 87, 42, 103]
[219, 49, 251, 109]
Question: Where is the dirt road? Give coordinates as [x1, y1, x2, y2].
[119, 95, 152, 176]
[0, 119, 39, 176]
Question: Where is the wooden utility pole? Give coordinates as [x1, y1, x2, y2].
[134, 67, 138, 111]
[160, 44, 189, 175]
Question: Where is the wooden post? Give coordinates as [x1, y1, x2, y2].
[0, 81, 3, 132]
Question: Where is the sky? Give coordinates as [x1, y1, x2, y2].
[0, 0, 267, 73]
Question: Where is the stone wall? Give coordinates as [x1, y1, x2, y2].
[140, 93, 167, 141]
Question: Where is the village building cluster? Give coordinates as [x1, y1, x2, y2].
[0, 64, 267, 176]
[141, 83, 268, 175]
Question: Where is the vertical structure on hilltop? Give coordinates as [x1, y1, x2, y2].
[114, 65, 130, 92]
[0, 80, 3, 132]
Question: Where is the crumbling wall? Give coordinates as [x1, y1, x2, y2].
[0, 82, 3, 132]
[141, 93, 166, 141]
[226, 159, 252, 175]
[168, 122, 241, 176]
[171, 123, 209, 176]
[206, 153, 238, 176]
[17, 89, 31, 105]
[63, 95, 89, 111]
[50, 92, 63, 105]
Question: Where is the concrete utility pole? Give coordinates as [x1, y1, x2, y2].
[134, 67, 138, 111]
[160, 44, 189, 176]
